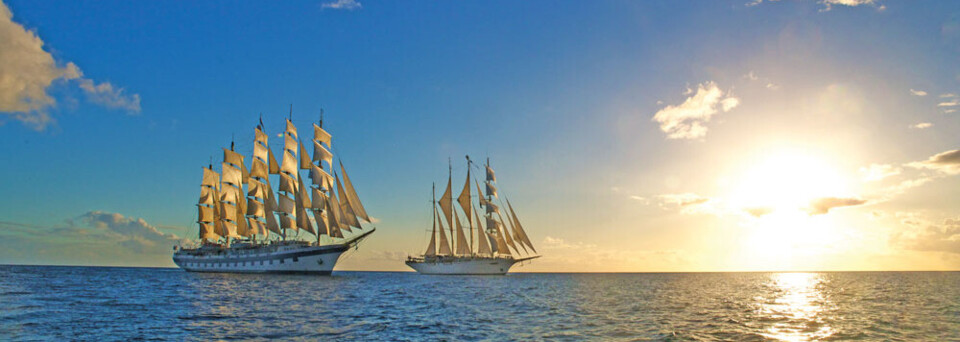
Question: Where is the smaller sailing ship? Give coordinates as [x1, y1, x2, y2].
[406, 157, 539, 275]
[173, 111, 375, 274]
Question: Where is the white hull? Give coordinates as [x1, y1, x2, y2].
[405, 256, 532, 275]
[174, 243, 349, 274]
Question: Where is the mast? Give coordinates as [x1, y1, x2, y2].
[448, 159, 454, 252]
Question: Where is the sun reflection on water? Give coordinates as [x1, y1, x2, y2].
[759, 273, 835, 341]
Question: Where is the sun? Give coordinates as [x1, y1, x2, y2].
[728, 150, 850, 213]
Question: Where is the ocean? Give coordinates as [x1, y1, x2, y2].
[1, 266, 957, 341]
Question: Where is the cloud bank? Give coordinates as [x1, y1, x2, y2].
[907, 149, 960, 175]
[652, 82, 739, 140]
[0, 1, 140, 130]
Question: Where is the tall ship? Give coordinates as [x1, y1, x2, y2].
[173, 112, 375, 275]
[406, 157, 539, 275]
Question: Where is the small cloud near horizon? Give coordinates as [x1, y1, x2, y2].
[322, 0, 361, 10]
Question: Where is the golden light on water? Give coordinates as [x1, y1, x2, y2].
[759, 273, 835, 341]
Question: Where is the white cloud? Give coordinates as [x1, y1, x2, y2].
[940, 93, 958, 98]
[859, 163, 901, 181]
[77, 79, 141, 112]
[909, 122, 933, 129]
[78, 211, 188, 252]
[907, 149, 960, 175]
[938, 99, 959, 107]
[909, 89, 928, 96]
[651, 82, 739, 140]
[322, 0, 362, 10]
[0, 1, 141, 130]
[819, 0, 882, 11]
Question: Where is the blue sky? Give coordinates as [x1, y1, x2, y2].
[1, 0, 959, 271]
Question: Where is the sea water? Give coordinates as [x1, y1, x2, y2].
[1, 266, 958, 341]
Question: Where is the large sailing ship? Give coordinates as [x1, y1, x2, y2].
[173, 112, 374, 274]
[406, 157, 539, 275]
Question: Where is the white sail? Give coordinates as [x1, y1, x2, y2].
[279, 172, 298, 194]
[279, 214, 297, 230]
[475, 182, 488, 208]
[281, 150, 298, 176]
[313, 123, 331, 147]
[219, 185, 241, 204]
[493, 220, 511, 256]
[486, 165, 496, 182]
[311, 187, 327, 210]
[255, 127, 268, 145]
[476, 205, 497, 254]
[254, 143, 269, 165]
[312, 208, 329, 236]
[507, 199, 536, 253]
[222, 163, 242, 187]
[199, 186, 216, 206]
[296, 173, 315, 235]
[284, 133, 298, 154]
[268, 149, 280, 174]
[222, 220, 241, 238]
[220, 202, 237, 222]
[198, 205, 215, 223]
[246, 198, 265, 217]
[264, 206, 281, 234]
[497, 211, 522, 254]
[250, 158, 269, 179]
[454, 213, 470, 255]
[439, 176, 454, 231]
[223, 148, 245, 169]
[299, 141, 312, 170]
[437, 210, 452, 255]
[457, 170, 472, 222]
[285, 119, 298, 139]
[247, 178, 268, 199]
[486, 183, 498, 198]
[247, 217, 267, 236]
[475, 219, 492, 256]
[336, 174, 362, 228]
[327, 178, 351, 233]
[199, 222, 219, 240]
[202, 168, 220, 188]
[313, 141, 333, 164]
[310, 164, 333, 186]
[324, 193, 343, 238]
[339, 162, 370, 222]
[278, 194, 296, 215]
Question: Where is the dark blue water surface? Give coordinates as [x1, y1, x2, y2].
[1, 265, 958, 341]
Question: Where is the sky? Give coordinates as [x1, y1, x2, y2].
[0, 0, 958, 272]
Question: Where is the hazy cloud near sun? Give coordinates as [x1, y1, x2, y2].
[0, 1, 140, 130]
[892, 217, 960, 254]
[807, 197, 868, 215]
[859, 163, 901, 182]
[652, 82, 739, 140]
